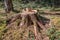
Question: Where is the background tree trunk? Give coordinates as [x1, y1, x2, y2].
[4, 0, 14, 13]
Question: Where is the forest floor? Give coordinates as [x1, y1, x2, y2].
[0, 9, 60, 40]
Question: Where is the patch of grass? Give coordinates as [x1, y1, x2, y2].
[51, 17, 60, 27]
[0, 13, 6, 39]
[46, 26, 60, 40]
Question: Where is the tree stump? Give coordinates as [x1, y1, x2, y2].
[3, 8, 50, 40]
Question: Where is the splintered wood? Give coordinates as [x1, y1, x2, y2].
[3, 8, 50, 40]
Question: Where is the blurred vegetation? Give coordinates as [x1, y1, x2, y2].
[0, 0, 60, 10]
[46, 17, 60, 40]
[0, 15, 6, 40]
[46, 26, 60, 40]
